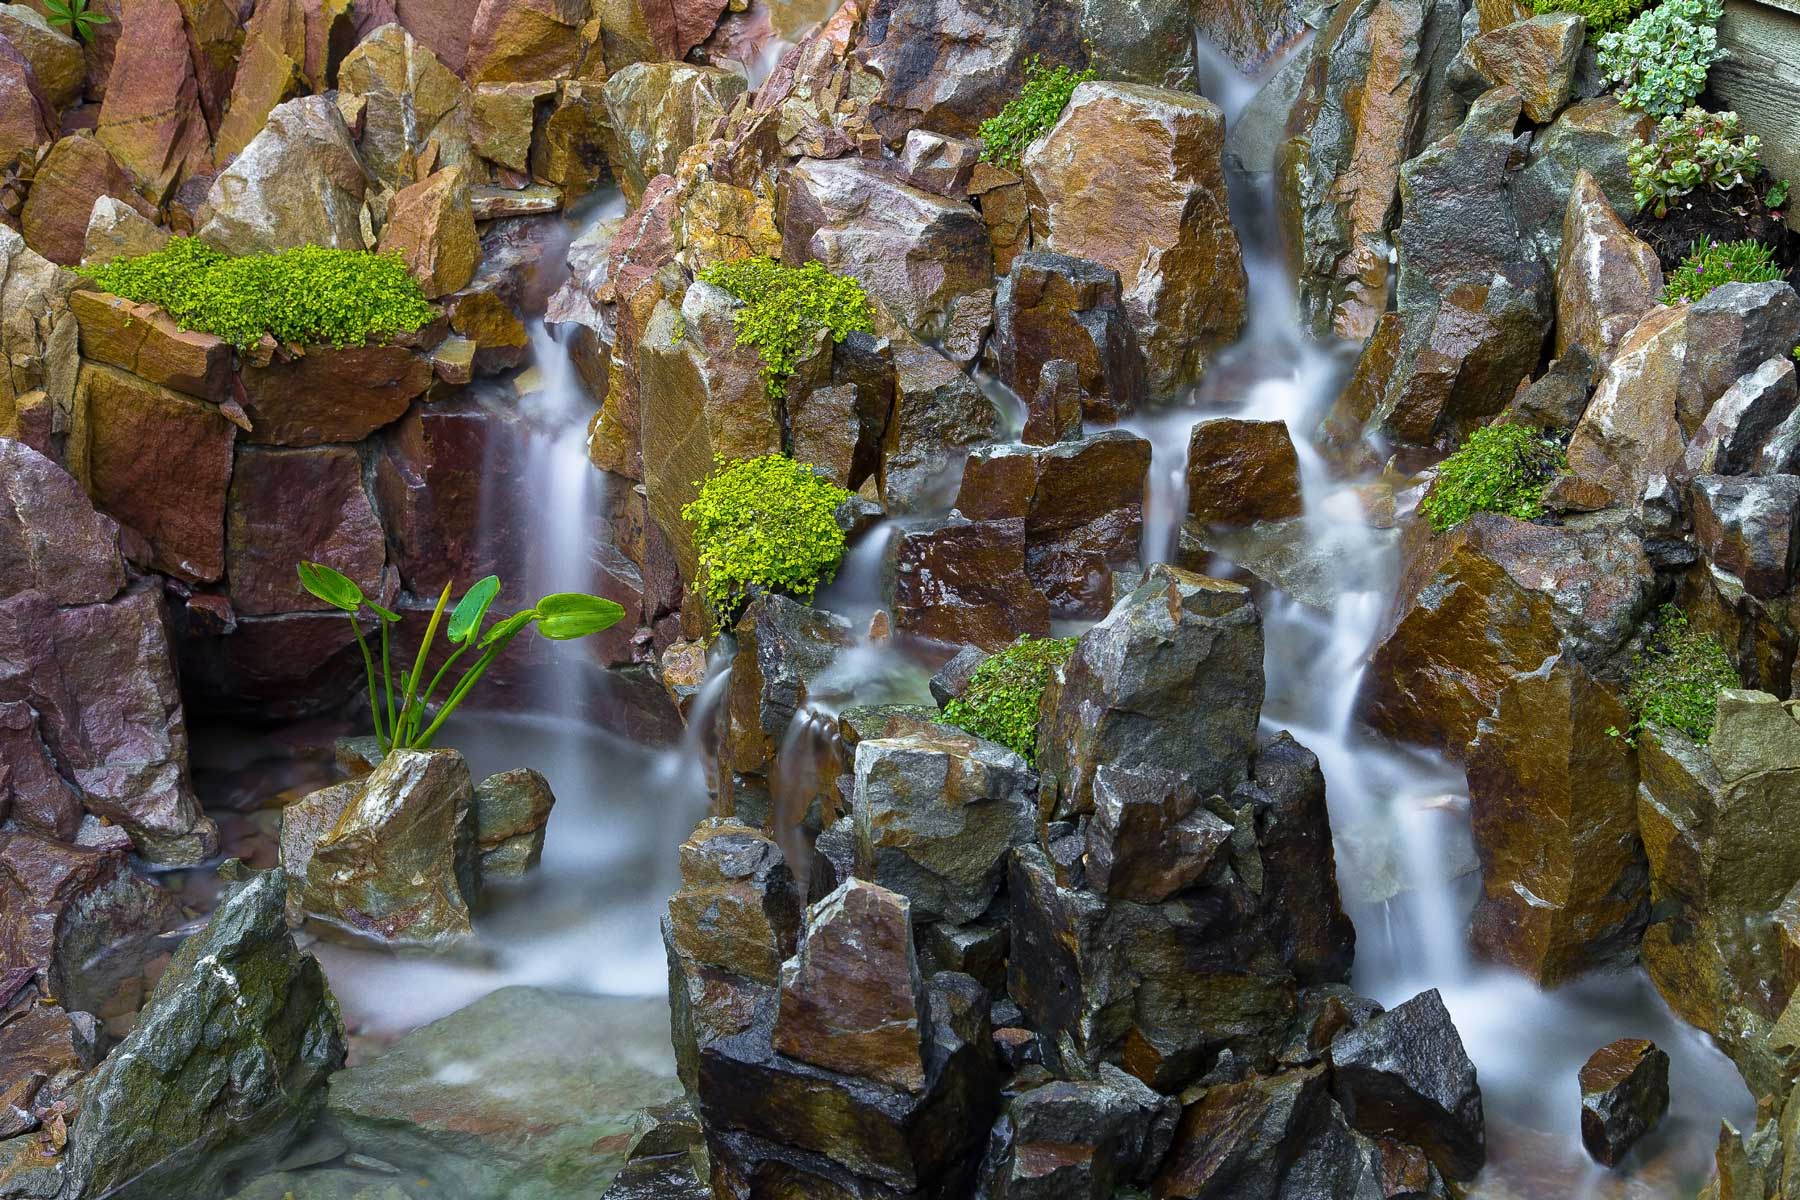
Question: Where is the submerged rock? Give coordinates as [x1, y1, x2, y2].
[65, 871, 346, 1200]
[1579, 1037, 1669, 1166]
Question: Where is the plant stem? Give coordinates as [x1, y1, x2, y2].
[349, 613, 387, 753]
[413, 625, 529, 748]
[398, 583, 452, 749]
[413, 642, 469, 737]
[379, 615, 397, 743]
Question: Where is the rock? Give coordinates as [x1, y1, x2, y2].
[985, 250, 1146, 425]
[196, 96, 370, 256]
[1514, 97, 1653, 265]
[1185, 417, 1305, 528]
[885, 515, 1051, 651]
[469, 80, 549, 173]
[775, 878, 931, 1091]
[1038, 565, 1263, 819]
[64, 871, 346, 1200]
[1360, 513, 1654, 754]
[468, 183, 563, 218]
[1081, 0, 1198, 87]
[1249, 732, 1358, 986]
[1555, 170, 1662, 367]
[473, 767, 555, 878]
[212, 0, 355, 164]
[602, 62, 746, 206]
[666, 819, 803, 989]
[1455, 14, 1583, 123]
[881, 335, 998, 513]
[597, 1100, 711, 1200]
[1687, 357, 1800, 478]
[1501, 346, 1597, 431]
[781, 156, 993, 364]
[19, 134, 152, 267]
[1579, 1038, 1669, 1166]
[543, 213, 619, 399]
[0, 993, 97, 1136]
[1025, 82, 1245, 394]
[237, 343, 433, 447]
[0, 5, 82, 111]
[1022, 358, 1086, 448]
[0, 34, 52, 166]
[1195, 0, 1311, 71]
[1563, 304, 1689, 507]
[1328, 988, 1485, 1181]
[638, 0, 730, 60]
[0, 701, 82, 838]
[1276, 0, 1430, 340]
[851, 728, 1036, 925]
[984, 1066, 1180, 1195]
[377, 167, 478, 298]
[463, 0, 588, 83]
[1689, 474, 1800, 600]
[1466, 654, 1647, 984]
[82, 195, 171, 266]
[1679, 283, 1800, 438]
[94, 0, 211, 203]
[70, 289, 232, 404]
[0, 437, 123, 606]
[1084, 765, 1232, 903]
[953, 431, 1150, 619]
[226, 445, 387, 617]
[328, 987, 681, 1197]
[336, 23, 475, 193]
[898, 129, 979, 196]
[296, 748, 478, 949]
[0, 227, 77, 439]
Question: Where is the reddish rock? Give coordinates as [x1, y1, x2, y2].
[71, 361, 235, 583]
[463, 0, 586, 83]
[212, 0, 355, 165]
[1185, 417, 1304, 527]
[390, 0, 477, 74]
[238, 343, 432, 446]
[71, 289, 232, 403]
[1579, 1038, 1669, 1166]
[1554, 170, 1662, 368]
[20, 136, 156, 267]
[95, 0, 212, 204]
[886, 515, 1051, 651]
[0, 5, 84, 111]
[0, 34, 54, 163]
[175, 0, 245, 130]
[227, 445, 387, 617]
[0, 701, 83, 838]
[643, 0, 730, 59]
[377, 167, 479, 298]
[985, 250, 1146, 425]
[0, 437, 124, 607]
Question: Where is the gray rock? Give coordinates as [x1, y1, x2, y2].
[1686, 357, 1800, 478]
[929, 644, 990, 706]
[1081, 0, 1198, 87]
[473, 767, 555, 879]
[65, 871, 346, 1200]
[602, 63, 747, 206]
[1514, 97, 1651, 265]
[898, 129, 980, 197]
[1084, 764, 1233, 904]
[196, 97, 370, 257]
[597, 1101, 710, 1200]
[1680, 283, 1800, 438]
[1689, 474, 1800, 600]
[979, 1064, 1179, 1195]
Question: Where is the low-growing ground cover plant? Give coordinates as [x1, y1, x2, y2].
[696, 257, 875, 402]
[1611, 605, 1740, 743]
[1533, 0, 1649, 35]
[681, 454, 851, 630]
[978, 56, 1096, 169]
[1629, 108, 1766, 217]
[1421, 424, 1568, 532]
[83, 238, 435, 350]
[1598, 0, 1725, 116]
[941, 636, 1079, 765]
[1661, 238, 1784, 302]
[298, 564, 624, 752]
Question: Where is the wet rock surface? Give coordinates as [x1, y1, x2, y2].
[1579, 1037, 1670, 1167]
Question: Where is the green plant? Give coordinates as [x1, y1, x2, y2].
[1421, 423, 1567, 532]
[1768, 179, 1791, 209]
[978, 56, 1096, 170]
[696, 258, 875, 402]
[83, 238, 435, 350]
[941, 636, 1078, 765]
[1629, 108, 1765, 217]
[44, 0, 108, 41]
[1611, 605, 1740, 743]
[1597, 0, 1725, 117]
[1532, 0, 1649, 35]
[297, 564, 625, 752]
[1661, 238, 1784, 302]
[681, 454, 851, 629]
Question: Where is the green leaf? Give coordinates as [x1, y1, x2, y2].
[448, 576, 501, 644]
[297, 561, 363, 612]
[366, 600, 401, 622]
[480, 610, 538, 648]
[534, 592, 627, 640]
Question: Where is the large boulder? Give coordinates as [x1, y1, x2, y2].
[1514, 97, 1653, 265]
[1185, 417, 1305, 528]
[0, 5, 82, 111]
[19, 135, 153, 267]
[602, 62, 747, 207]
[64, 871, 346, 1200]
[463, 0, 593, 83]
[336, 22, 475, 192]
[983, 1065, 1179, 1195]
[1554, 170, 1663, 368]
[984, 250, 1146, 426]
[377, 167, 479, 299]
[196, 96, 370, 256]
[94, 0, 211, 204]
[1689, 474, 1800, 602]
[1024, 82, 1246, 395]
[1452, 13, 1583, 123]
[225, 445, 387, 617]
[885, 515, 1052, 651]
[1578, 1037, 1669, 1167]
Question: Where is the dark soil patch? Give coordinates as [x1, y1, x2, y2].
[1628, 173, 1800, 292]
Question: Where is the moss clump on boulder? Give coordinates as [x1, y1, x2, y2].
[977, 55, 1095, 170]
[82, 237, 435, 350]
[941, 635, 1078, 765]
[1620, 605, 1740, 742]
[695, 257, 875, 402]
[681, 454, 852, 629]
[1532, 0, 1648, 34]
[1421, 423, 1568, 532]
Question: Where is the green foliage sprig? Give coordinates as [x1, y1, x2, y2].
[941, 636, 1078, 766]
[297, 565, 625, 752]
[681, 455, 851, 630]
[696, 258, 874, 402]
[1629, 108, 1765, 217]
[45, 0, 108, 42]
[1597, 0, 1725, 117]
[83, 238, 435, 350]
[1611, 605, 1740, 743]
[978, 56, 1096, 170]
[1661, 239, 1784, 303]
[1421, 424, 1568, 532]
[1532, 0, 1649, 34]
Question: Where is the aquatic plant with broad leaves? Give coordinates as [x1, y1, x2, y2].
[297, 562, 625, 751]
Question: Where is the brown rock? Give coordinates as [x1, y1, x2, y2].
[22, 136, 157, 266]
[1186, 417, 1304, 527]
[666, 818, 802, 988]
[601, 62, 746, 206]
[469, 80, 550, 174]
[337, 22, 475, 192]
[1026, 82, 1245, 395]
[985, 250, 1146, 425]
[69, 361, 235, 582]
[70, 289, 231, 403]
[1564, 304, 1688, 508]
[94, 0, 212, 204]
[388, 0, 476, 74]
[886, 515, 1052, 650]
[226, 445, 387, 616]
[238, 343, 432, 446]
[1459, 13, 1583, 123]
[473, 767, 555, 878]
[378, 167, 479, 298]
[642, 0, 729, 60]
[898, 129, 979, 196]
[968, 161, 1029, 276]
[0, 227, 76, 433]
[0, 700, 82, 839]
[196, 95, 370, 256]
[1579, 1037, 1669, 1166]
[175, 0, 245, 131]
[0, 5, 83, 110]
[211, 0, 355, 165]
[881, 334, 998, 513]
[0, 33, 54, 163]
[773, 878, 930, 1093]
[464, 0, 584, 83]
[1555, 171, 1663, 369]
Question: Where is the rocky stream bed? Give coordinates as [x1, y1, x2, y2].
[3, 0, 1800, 1197]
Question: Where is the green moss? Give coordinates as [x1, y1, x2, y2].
[1661, 238, 1784, 303]
[1421, 423, 1567, 533]
[82, 238, 435, 350]
[681, 454, 852, 629]
[1619, 605, 1740, 742]
[978, 56, 1096, 171]
[941, 636, 1078, 765]
[1532, 0, 1650, 33]
[696, 257, 875, 402]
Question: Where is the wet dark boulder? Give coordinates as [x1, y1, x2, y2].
[1513, 97, 1652, 265]
[1578, 1037, 1669, 1167]
[1327, 988, 1485, 1182]
[64, 871, 346, 1200]
[599, 1101, 713, 1200]
[985, 251, 1147, 425]
[886, 515, 1052, 651]
[1243, 733, 1357, 987]
[978, 1064, 1179, 1196]
[1689, 474, 1800, 602]
[1084, 765, 1233, 905]
[883, 336, 1000, 514]
[1185, 418, 1305, 528]
[1685, 357, 1799, 479]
